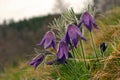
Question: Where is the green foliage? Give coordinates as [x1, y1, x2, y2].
[8, 15, 59, 31]
[51, 60, 91, 80]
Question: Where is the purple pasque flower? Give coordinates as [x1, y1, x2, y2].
[38, 31, 56, 49]
[78, 12, 98, 32]
[64, 24, 86, 48]
[29, 54, 45, 69]
[56, 41, 70, 63]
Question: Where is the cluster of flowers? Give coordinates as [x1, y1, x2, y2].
[29, 12, 98, 69]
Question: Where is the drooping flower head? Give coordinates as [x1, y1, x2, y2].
[78, 12, 98, 32]
[29, 54, 45, 69]
[63, 24, 86, 48]
[55, 40, 70, 63]
[38, 31, 56, 49]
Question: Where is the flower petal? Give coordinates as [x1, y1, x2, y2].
[29, 54, 45, 69]
[75, 28, 86, 40]
[38, 38, 45, 46]
[78, 12, 98, 32]
[92, 21, 99, 30]
[59, 49, 64, 59]
[44, 39, 52, 49]
[57, 54, 66, 63]
[72, 38, 78, 48]
[33, 61, 41, 69]
[38, 31, 56, 49]
[52, 40, 56, 50]
[63, 32, 70, 45]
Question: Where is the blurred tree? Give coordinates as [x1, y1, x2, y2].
[9, 19, 15, 24]
[3, 20, 7, 27]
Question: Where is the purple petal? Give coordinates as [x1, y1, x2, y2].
[61, 45, 68, 59]
[68, 25, 86, 46]
[84, 23, 92, 32]
[89, 15, 99, 30]
[29, 54, 45, 69]
[68, 26, 78, 47]
[75, 28, 86, 40]
[68, 30, 77, 40]
[33, 61, 41, 69]
[62, 42, 69, 58]
[38, 31, 56, 49]
[63, 33, 70, 45]
[29, 60, 36, 65]
[44, 39, 52, 49]
[59, 49, 64, 59]
[72, 38, 78, 48]
[58, 55, 66, 63]
[66, 33, 71, 45]
[92, 21, 99, 30]
[38, 38, 45, 46]
[52, 40, 56, 50]
[83, 12, 91, 25]
[56, 42, 69, 60]
[81, 12, 93, 32]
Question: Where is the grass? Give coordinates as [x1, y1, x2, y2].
[0, 7, 120, 80]
[0, 61, 54, 80]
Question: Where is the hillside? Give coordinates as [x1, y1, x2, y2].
[0, 14, 59, 67]
[0, 7, 120, 80]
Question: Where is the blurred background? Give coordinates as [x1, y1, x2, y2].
[0, 0, 120, 79]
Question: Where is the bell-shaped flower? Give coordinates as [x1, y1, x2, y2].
[29, 54, 45, 69]
[54, 41, 69, 64]
[38, 31, 56, 49]
[78, 12, 98, 32]
[63, 24, 86, 48]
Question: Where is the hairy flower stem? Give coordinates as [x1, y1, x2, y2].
[79, 28, 88, 70]
[73, 13, 88, 70]
[79, 40, 87, 69]
[89, 32, 99, 61]
[70, 43, 78, 78]
[71, 47, 77, 63]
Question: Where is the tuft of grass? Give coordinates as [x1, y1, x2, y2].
[92, 43, 120, 80]
[0, 61, 54, 80]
